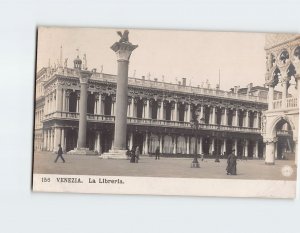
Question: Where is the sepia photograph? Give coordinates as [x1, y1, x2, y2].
[32, 27, 299, 198]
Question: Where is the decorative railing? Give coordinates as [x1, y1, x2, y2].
[272, 97, 298, 110]
[45, 68, 268, 103]
[286, 97, 298, 108]
[43, 111, 261, 134]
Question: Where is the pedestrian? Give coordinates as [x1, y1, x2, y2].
[54, 144, 65, 163]
[226, 149, 237, 175]
[135, 146, 140, 163]
[130, 146, 136, 163]
[155, 146, 160, 160]
[214, 150, 220, 162]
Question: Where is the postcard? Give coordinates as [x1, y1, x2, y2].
[32, 27, 299, 198]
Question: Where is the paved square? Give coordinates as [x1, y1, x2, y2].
[33, 151, 297, 180]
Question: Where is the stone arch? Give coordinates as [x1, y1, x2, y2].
[286, 62, 296, 78]
[279, 49, 290, 64]
[270, 115, 295, 139]
[293, 46, 300, 61]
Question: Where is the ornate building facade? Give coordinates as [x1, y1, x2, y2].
[263, 34, 300, 165]
[34, 59, 268, 159]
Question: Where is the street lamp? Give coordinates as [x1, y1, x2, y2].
[190, 109, 203, 168]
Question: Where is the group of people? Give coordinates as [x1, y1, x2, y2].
[127, 146, 140, 163]
[127, 146, 161, 163]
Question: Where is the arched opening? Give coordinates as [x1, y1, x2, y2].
[216, 107, 222, 125]
[136, 99, 143, 118]
[279, 50, 289, 64]
[86, 130, 96, 150]
[202, 136, 210, 155]
[165, 102, 172, 121]
[294, 46, 300, 60]
[227, 109, 233, 126]
[103, 95, 112, 115]
[65, 128, 78, 152]
[238, 110, 244, 127]
[204, 106, 210, 124]
[275, 119, 294, 160]
[249, 111, 255, 128]
[87, 93, 96, 114]
[151, 100, 158, 120]
[178, 103, 185, 122]
[69, 92, 77, 112]
[163, 135, 173, 154]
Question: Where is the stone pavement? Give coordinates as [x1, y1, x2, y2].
[33, 151, 297, 180]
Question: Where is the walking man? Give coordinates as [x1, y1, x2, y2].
[226, 149, 237, 175]
[155, 146, 160, 160]
[54, 144, 65, 163]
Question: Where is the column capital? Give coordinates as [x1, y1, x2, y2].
[79, 70, 92, 84]
[111, 35, 138, 62]
[263, 137, 278, 144]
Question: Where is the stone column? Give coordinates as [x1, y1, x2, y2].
[159, 134, 163, 154]
[256, 112, 260, 128]
[265, 139, 276, 165]
[77, 71, 91, 149]
[146, 99, 150, 118]
[244, 139, 249, 158]
[129, 132, 133, 150]
[56, 87, 63, 112]
[210, 138, 215, 155]
[200, 105, 204, 121]
[43, 130, 47, 150]
[223, 108, 228, 125]
[199, 137, 203, 154]
[61, 128, 65, 152]
[235, 109, 239, 126]
[186, 136, 190, 154]
[223, 139, 227, 154]
[144, 132, 149, 155]
[62, 89, 66, 111]
[254, 140, 259, 159]
[99, 95, 103, 115]
[50, 129, 54, 151]
[282, 77, 289, 107]
[76, 94, 80, 113]
[53, 127, 61, 151]
[234, 139, 238, 153]
[173, 136, 177, 154]
[111, 97, 116, 116]
[47, 129, 50, 151]
[110, 37, 137, 152]
[268, 85, 274, 110]
[187, 104, 191, 122]
[245, 111, 249, 127]
[130, 97, 135, 117]
[160, 101, 164, 120]
[174, 101, 178, 121]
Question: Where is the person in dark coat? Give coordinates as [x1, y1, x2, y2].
[54, 144, 65, 163]
[226, 150, 237, 175]
[155, 146, 160, 160]
[130, 146, 136, 163]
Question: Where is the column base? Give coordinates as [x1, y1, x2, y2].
[100, 149, 128, 159]
[67, 148, 98, 156]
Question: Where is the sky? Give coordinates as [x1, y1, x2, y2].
[37, 27, 267, 91]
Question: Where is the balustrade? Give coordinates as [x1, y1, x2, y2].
[46, 68, 267, 103]
[43, 111, 260, 134]
[272, 97, 298, 110]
